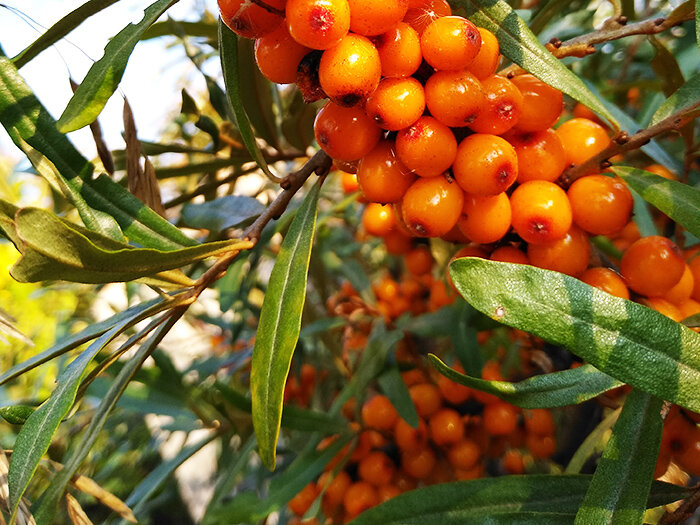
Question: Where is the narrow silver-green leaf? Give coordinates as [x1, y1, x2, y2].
[141, 19, 219, 41]
[449, 258, 700, 412]
[651, 71, 700, 125]
[251, 183, 321, 470]
[57, 0, 180, 132]
[613, 166, 700, 240]
[379, 366, 420, 428]
[181, 195, 265, 232]
[575, 390, 664, 525]
[348, 475, 686, 525]
[429, 356, 623, 408]
[219, 19, 277, 181]
[450, 0, 619, 129]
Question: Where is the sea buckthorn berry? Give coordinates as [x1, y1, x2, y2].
[357, 140, 416, 203]
[373, 22, 422, 78]
[362, 394, 398, 431]
[420, 16, 481, 71]
[374, 275, 400, 302]
[401, 176, 465, 238]
[510, 180, 573, 244]
[395, 417, 429, 451]
[341, 170, 359, 192]
[401, 446, 437, 479]
[567, 175, 634, 235]
[523, 409, 555, 436]
[644, 163, 677, 180]
[505, 129, 566, 183]
[677, 298, 700, 321]
[314, 102, 382, 161]
[453, 134, 518, 196]
[219, 0, 285, 39]
[490, 246, 530, 265]
[429, 408, 465, 445]
[468, 75, 523, 135]
[436, 364, 471, 405]
[665, 264, 695, 305]
[384, 229, 413, 254]
[526, 433, 556, 459]
[511, 74, 563, 132]
[255, 25, 312, 84]
[365, 77, 425, 131]
[468, 27, 500, 79]
[502, 449, 525, 474]
[447, 439, 481, 470]
[362, 203, 396, 237]
[674, 428, 700, 476]
[424, 70, 486, 128]
[318, 470, 351, 508]
[358, 451, 396, 486]
[572, 103, 603, 124]
[289, 482, 319, 516]
[396, 116, 458, 178]
[409, 382, 443, 418]
[378, 484, 401, 503]
[528, 225, 591, 277]
[319, 33, 381, 107]
[348, 0, 409, 36]
[556, 117, 611, 167]
[483, 402, 519, 436]
[405, 245, 434, 276]
[644, 298, 683, 322]
[580, 267, 630, 300]
[286, 0, 351, 49]
[403, 0, 452, 33]
[344, 481, 379, 518]
[428, 278, 456, 310]
[690, 255, 700, 301]
[458, 192, 512, 244]
[620, 236, 685, 297]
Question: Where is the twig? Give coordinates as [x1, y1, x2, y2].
[658, 484, 700, 524]
[163, 165, 258, 209]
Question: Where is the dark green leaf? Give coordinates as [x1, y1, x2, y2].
[204, 74, 233, 122]
[449, 258, 700, 412]
[649, 36, 685, 97]
[181, 195, 265, 232]
[57, 0, 180, 132]
[251, 183, 320, 470]
[10, 207, 250, 284]
[575, 390, 663, 525]
[683, 313, 700, 328]
[450, 0, 619, 129]
[348, 475, 687, 525]
[378, 366, 419, 428]
[430, 356, 623, 408]
[141, 19, 218, 41]
[0, 406, 35, 425]
[12, 0, 121, 68]
[613, 166, 700, 239]
[651, 71, 700, 125]
[281, 90, 317, 151]
[219, 19, 277, 181]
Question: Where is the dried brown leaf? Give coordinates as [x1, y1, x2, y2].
[71, 474, 137, 523]
[69, 78, 114, 175]
[66, 493, 93, 525]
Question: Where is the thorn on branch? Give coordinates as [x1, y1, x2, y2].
[614, 131, 629, 145]
[654, 17, 665, 26]
[617, 15, 628, 25]
[549, 37, 562, 48]
[600, 160, 612, 169]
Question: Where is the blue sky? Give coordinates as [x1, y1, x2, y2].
[0, 0, 219, 162]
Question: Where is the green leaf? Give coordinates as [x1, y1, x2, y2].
[0, 406, 35, 425]
[613, 166, 700, 240]
[251, 183, 321, 470]
[697, 0, 700, 49]
[219, 19, 277, 181]
[7, 301, 165, 519]
[348, 475, 687, 525]
[649, 36, 686, 97]
[449, 258, 700, 413]
[57, 0, 180, 132]
[429, 356, 623, 408]
[181, 196, 265, 232]
[566, 407, 621, 474]
[683, 313, 700, 328]
[651, 71, 700, 125]
[450, 0, 619, 129]
[9, 207, 250, 284]
[378, 367, 419, 428]
[141, 19, 218, 41]
[33, 312, 184, 525]
[12, 0, 121, 68]
[575, 390, 663, 525]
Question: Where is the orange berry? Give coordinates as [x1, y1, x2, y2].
[678, 298, 700, 321]
[384, 229, 414, 254]
[511, 74, 563, 132]
[219, 0, 285, 39]
[403, 0, 452, 34]
[289, 482, 319, 516]
[286, 0, 351, 49]
[401, 176, 465, 237]
[429, 408, 464, 445]
[319, 470, 352, 508]
[428, 278, 455, 310]
[523, 408, 555, 436]
[420, 16, 481, 71]
[468, 27, 500, 79]
[502, 449, 525, 474]
[314, 101, 382, 161]
[664, 264, 695, 305]
[343, 481, 379, 518]
[378, 484, 401, 502]
[620, 236, 685, 297]
[319, 33, 381, 106]
[424, 70, 486, 128]
[401, 446, 437, 479]
[365, 77, 425, 131]
[358, 450, 396, 486]
[526, 434, 557, 460]
[483, 402, 519, 436]
[296, 49, 326, 103]
[505, 129, 567, 183]
[458, 192, 512, 244]
[348, 0, 409, 36]
[396, 116, 458, 178]
[362, 394, 398, 431]
[447, 438, 481, 470]
[674, 427, 700, 476]
[556, 118, 611, 167]
[469, 75, 523, 135]
[527, 225, 591, 277]
[405, 245, 433, 276]
[362, 203, 397, 237]
[341, 170, 359, 193]
[690, 255, 700, 301]
[572, 103, 603, 124]
[510, 180, 573, 244]
[373, 22, 422, 78]
[454, 462, 484, 480]
[357, 140, 416, 203]
[409, 382, 443, 418]
[567, 174, 633, 236]
[436, 368, 471, 405]
[644, 163, 677, 181]
[255, 24, 312, 84]
[644, 297, 683, 322]
[395, 416, 429, 451]
[490, 246, 530, 265]
[580, 267, 630, 300]
[453, 134, 518, 196]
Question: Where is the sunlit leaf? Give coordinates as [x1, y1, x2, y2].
[181, 195, 265, 232]
[651, 71, 700, 125]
